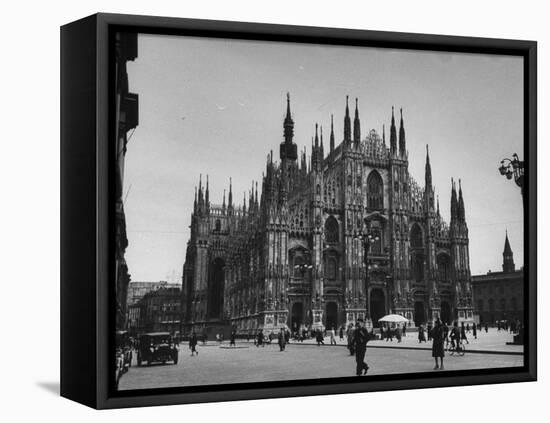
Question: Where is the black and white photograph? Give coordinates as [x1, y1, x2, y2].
[113, 31, 527, 391]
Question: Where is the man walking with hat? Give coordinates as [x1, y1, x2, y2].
[354, 317, 370, 376]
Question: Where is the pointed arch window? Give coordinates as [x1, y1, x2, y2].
[367, 170, 384, 209]
[325, 216, 339, 243]
[437, 254, 450, 282]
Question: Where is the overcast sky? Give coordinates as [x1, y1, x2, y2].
[124, 33, 524, 283]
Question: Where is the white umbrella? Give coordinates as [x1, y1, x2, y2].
[378, 314, 409, 323]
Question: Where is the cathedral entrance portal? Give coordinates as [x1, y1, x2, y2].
[414, 301, 426, 326]
[325, 302, 338, 331]
[291, 302, 304, 332]
[440, 301, 452, 324]
[207, 258, 225, 320]
[369, 289, 386, 328]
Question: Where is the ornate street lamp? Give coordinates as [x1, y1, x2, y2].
[355, 228, 380, 322]
[498, 153, 525, 198]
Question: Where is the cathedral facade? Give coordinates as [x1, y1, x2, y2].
[181, 95, 474, 336]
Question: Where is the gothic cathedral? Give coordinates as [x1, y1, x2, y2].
[181, 94, 474, 336]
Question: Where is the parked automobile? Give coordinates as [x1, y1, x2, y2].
[137, 332, 178, 366]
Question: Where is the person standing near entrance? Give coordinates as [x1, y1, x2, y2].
[339, 326, 344, 341]
[189, 331, 198, 356]
[472, 322, 477, 339]
[431, 318, 445, 370]
[278, 328, 286, 351]
[353, 318, 370, 376]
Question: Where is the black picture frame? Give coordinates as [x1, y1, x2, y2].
[60, 12, 537, 409]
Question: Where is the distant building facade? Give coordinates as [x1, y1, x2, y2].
[182, 95, 474, 336]
[135, 287, 182, 335]
[472, 232, 524, 324]
[114, 32, 139, 330]
[127, 282, 180, 335]
[127, 281, 180, 306]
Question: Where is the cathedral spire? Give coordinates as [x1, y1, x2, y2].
[320, 125, 324, 154]
[503, 230, 515, 272]
[450, 178, 458, 222]
[255, 181, 259, 211]
[437, 195, 440, 217]
[280, 92, 297, 161]
[205, 174, 210, 213]
[458, 179, 465, 221]
[228, 177, 233, 213]
[222, 188, 226, 213]
[330, 114, 335, 152]
[198, 174, 203, 211]
[344, 95, 351, 143]
[284, 92, 294, 144]
[353, 97, 361, 147]
[382, 124, 386, 146]
[399, 108, 406, 156]
[390, 106, 397, 155]
[425, 145, 432, 188]
[193, 186, 197, 213]
[314, 123, 319, 147]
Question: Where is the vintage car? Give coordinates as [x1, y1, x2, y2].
[137, 332, 179, 366]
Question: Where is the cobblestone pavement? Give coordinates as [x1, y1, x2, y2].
[118, 334, 523, 391]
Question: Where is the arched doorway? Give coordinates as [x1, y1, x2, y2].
[414, 301, 426, 326]
[208, 258, 225, 319]
[440, 301, 452, 325]
[291, 302, 304, 331]
[369, 289, 386, 327]
[325, 302, 338, 330]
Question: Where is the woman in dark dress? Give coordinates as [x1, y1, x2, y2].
[431, 319, 445, 370]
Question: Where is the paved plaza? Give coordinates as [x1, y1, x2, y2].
[119, 328, 523, 391]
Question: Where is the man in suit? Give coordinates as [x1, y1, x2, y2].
[278, 328, 286, 351]
[354, 318, 370, 376]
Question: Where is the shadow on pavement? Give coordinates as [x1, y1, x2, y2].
[36, 381, 59, 396]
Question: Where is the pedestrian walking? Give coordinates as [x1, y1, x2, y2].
[450, 321, 461, 350]
[347, 323, 355, 355]
[472, 323, 477, 339]
[329, 326, 337, 345]
[396, 325, 402, 343]
[442, 321, 450, 349]
[285, 329, 290, 345]
[353, 318, 370, 376]
[431, 318, 445, 370]
[339, 326, 344, 341]
[466, 323, 471, 333]
[380, 325, 385, 341]
[256, 329, 264, 347]
[229, 330, 236, 347]
[385, 324, 394, 342]
[427, 321, 433, 341]
[460, 322, 469, 344]
[403, 322, 407, 337]
[278, 328, 286, 351]
[418, 325, 427, 343]
[189, 331, 198, 356]
[316, 329, 324, 346]
[485, 322, 489, 333]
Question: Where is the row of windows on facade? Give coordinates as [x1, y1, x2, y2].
[477, 297, 520, 312]
[291, 253, 451, 282]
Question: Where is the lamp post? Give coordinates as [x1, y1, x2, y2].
[355, 228, 380, 324]
[498, 153, 525, 199]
